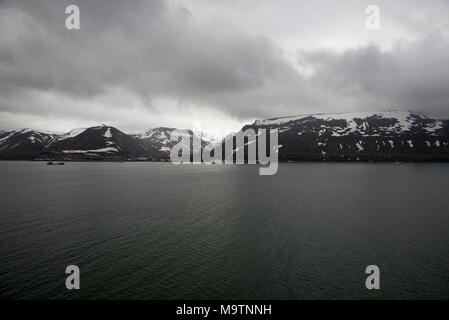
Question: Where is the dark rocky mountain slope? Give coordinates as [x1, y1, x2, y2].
[241, 111, 449, 161]
[1, 111, 448, 161]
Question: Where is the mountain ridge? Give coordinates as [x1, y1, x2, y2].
[244, 110, 449, 162]
[1, 111, 449, 161]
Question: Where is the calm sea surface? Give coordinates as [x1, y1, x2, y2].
[0, 161, 449, 299]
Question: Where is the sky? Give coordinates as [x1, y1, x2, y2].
[0, 0, 448, 134]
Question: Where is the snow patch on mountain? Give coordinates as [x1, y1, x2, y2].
[62, 147, 119, 153]
[104, 128, 112, 138]
[253, 110, 443, 137]
[55, 128, 87, 141]
[257, 111, 399, 125]
[388, 140, 394, 148]
[425, 121, 443, 134]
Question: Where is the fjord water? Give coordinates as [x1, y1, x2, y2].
[1, 162, 448, 299]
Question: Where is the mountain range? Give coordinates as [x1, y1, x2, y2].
[243, 110, 449, 162]
[1, 111, 448, 161]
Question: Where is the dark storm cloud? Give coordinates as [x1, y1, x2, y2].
[0, 0, 448, 131]
[299, 32, 449, 117]
[0, 0, 302, 118]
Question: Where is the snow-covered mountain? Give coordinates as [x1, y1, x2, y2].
[131, 127, 179, 154]
[0, 126, 152, 160]
[0, 125, 211, 160]
[1, 111, 448, 161]
[244, 110, 449, 161]
[132, 127, 211, 157]
[49, 128, 87, 143]
[44, 125, 152, 160]
[0, 129, 57, 159]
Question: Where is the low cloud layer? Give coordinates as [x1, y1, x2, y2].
[0, 0, 448, 132]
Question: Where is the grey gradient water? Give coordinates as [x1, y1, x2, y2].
[1, 162, 449, 299]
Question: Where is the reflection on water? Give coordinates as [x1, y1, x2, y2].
[0, 162, 449, 299]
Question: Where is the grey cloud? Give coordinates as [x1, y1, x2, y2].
[0, 0, 448, 131]
[0, 0, 302, 117]
[300, 32, 449, 117]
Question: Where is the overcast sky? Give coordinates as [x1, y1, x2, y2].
[0, 0, 448, 133]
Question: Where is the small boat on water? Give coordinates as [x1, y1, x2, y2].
[47, 162, 65, 165]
